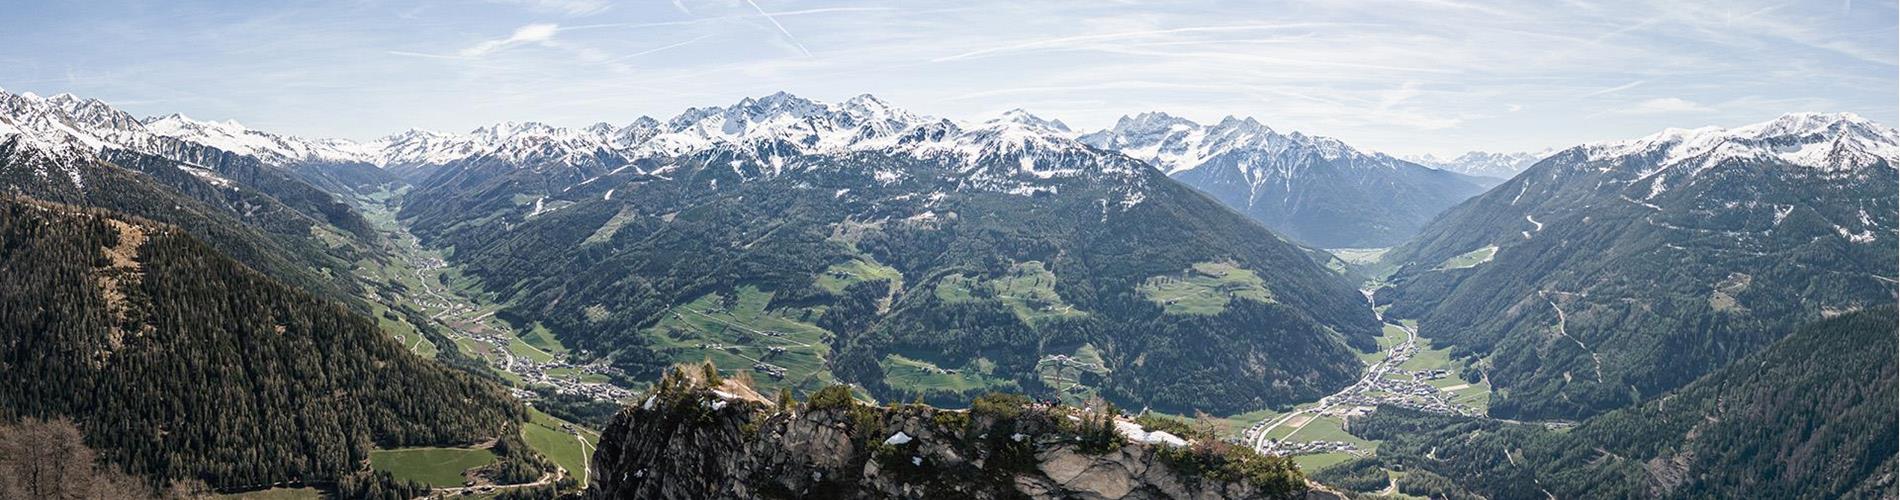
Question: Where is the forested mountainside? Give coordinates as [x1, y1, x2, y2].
[392, 93, 1380, 415]
[1376, 112, 1898, 420]
[1342, 306, 1896, 500]
[587, 367, 1323, 500]
[0, 197, 526, 489]
[1079, 112, 1489, 247]
[0, 90, 384, 305]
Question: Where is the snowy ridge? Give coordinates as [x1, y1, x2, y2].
[1583, 112, 1900, 174]
[0, 88, 1152, 201]
[1077, 111, 1402, 177]
[0, 89, 162, 188]
[143, 113, 374, 165]
[1407, 150, 1550, 178]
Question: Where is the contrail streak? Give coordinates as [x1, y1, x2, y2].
[742, 0, 812, 57]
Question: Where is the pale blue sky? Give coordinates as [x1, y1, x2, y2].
[1, 0, 1893, 156]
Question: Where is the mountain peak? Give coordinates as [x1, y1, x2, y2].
[990, 108, 1071, 133]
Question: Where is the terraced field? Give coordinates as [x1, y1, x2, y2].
[1137, 261, 1274, 315]
[1435, 245, 1498, 270]
[882, 353, 1016, 394]
[816, 257, 903, 295]
[935, 261, 1084, 324]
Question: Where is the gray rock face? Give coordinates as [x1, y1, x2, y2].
[587, 391, 1330, 499]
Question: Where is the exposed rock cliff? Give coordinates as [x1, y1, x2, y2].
[588, 377, 1330, 499]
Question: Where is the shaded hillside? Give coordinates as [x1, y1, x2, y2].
[1350, 306, 1897, 499]
[0, 197, 525, 489]
[1377, 113, 1897, 419]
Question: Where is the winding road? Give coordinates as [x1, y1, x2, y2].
[1248, 291, 1416, 453]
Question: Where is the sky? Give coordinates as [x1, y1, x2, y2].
[0, 0, 1893, 157]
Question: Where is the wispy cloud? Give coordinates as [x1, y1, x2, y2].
[609, 35, 714, 62]
[1614, 97, 1712, 115]
[933, 23, 1355, 62]
[460, 23, 561, 57]
[1583, 80, 1644, 97]
[490, 0, 610, 16]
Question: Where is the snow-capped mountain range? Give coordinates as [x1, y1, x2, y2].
[1076, 111, 1492, 247]
[1077, 112, 1396, 176]
[1582, 112, 1899, 175]
[4, 87, 1894, 209]
[1405, 150, 1551, 179]
[0, 88, 1151, 198]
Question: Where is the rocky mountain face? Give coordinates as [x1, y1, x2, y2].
[1377, 112, 1898, 420]
[1079, 113, 1489, 248]
[1405, 150, 1550, 180]
[588, 381, 1328, 500]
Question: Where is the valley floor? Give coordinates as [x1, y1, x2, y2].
[1238, 291, 1491, 471]
[349, 189, 628, 495]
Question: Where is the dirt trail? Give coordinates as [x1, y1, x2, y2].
[1541, 291, 1603, 382]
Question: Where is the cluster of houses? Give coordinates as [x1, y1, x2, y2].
[1348, 369, 1481, 417]
[1270, 439, 1362, 456]
[751, 362, 788, 379]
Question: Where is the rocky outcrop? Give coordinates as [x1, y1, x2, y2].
[588, 387, 1326, 499]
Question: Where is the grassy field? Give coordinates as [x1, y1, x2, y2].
[506, 336, 556, 364]
[369, 447, 498, 487]
[1436, 245, 1498, 270]
[217, 488, 323, 499]
[1329, 248, 1390, 265]
[935, 261, 1084, 324]
[1137, 261, 1274, 315]
[1284, 415, 1376, 448]
[882, 353, 1016, 394]
[1358, 324, 1410, 364]
[1398, 339, 1454, 372]
[522, 409, 598, 484]
[816, 257, 903, 295]
[518, 322, 570, 356]
[642, 286, 840, 396]
[1035, 343, 1111, 404]
[582, 206, 639, 245]
[1445, 380, 1493, 410]
[1293, 452, 1357, 472]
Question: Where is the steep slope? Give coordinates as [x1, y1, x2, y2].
[1405, 149, 1550, 181]
[1352, 306, 1897, 499]
[0, 90, 382, 303]
[0, 197, 525, 489]
[142, 113, 398, 197]
[587, 376, 1318, 499]
[0, 90, 379, 241]
[1079, 113, 1489, 247]
[403, 94, 1380, 415]
[1377, 112, 1898, 419]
